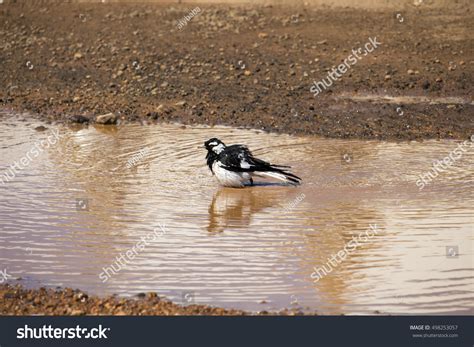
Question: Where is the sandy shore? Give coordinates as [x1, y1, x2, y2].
[0, 2, 472, 140]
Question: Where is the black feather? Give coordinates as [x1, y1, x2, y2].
[218, 145, 301, 184]
[204, 138, 301, 185]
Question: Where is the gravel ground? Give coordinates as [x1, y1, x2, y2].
[0, 2, 472, 140]
[0, 284, 308, 316]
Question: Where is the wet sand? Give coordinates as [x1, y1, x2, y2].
[0, 1, 473, 140]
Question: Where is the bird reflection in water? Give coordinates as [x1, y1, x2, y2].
[207, 185, 293, 233]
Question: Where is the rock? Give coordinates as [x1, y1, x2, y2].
[258, 32, 268, 39]
[146, 292, 158, 299]
[147, 112, 158, 119]
[174, 101, 187, 107]
[73, 52, 83, 60]
[34, 125, 47, 131]
[407, 69, 415, 75]
[68, 115, 90, 124]
[160, 81, 169, 88]
[244, 70, 251, 76]
[72, 96, 80, 102]
[95, 112, 117, 125]
[74, 292, 88, 302]
[384, 74, 391, 80]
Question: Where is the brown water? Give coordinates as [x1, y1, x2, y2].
[0, 113, 473, 315]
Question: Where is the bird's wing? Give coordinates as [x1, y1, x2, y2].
[219, 145, 287, 172]
[218, 145, 254, 172]
[219, 144, 302, 184]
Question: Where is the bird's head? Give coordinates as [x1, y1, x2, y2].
[204, 138, 226, 154]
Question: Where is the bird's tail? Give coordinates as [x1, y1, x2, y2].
[258, 170, 301, 185]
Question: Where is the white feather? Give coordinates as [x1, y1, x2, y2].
[212, 162, 251, 187]
[257, 171, 292, 183]
[212, 143, 226, 154]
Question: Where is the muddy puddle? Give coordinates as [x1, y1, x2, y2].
[335, 92, 474, 105]
[0, 113, 472, 314]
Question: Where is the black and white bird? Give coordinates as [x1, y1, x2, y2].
[204, 138, 301, 188]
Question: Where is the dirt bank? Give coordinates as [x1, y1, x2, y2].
[1, 284, 306, 315]
[0, 2, 472, 140]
